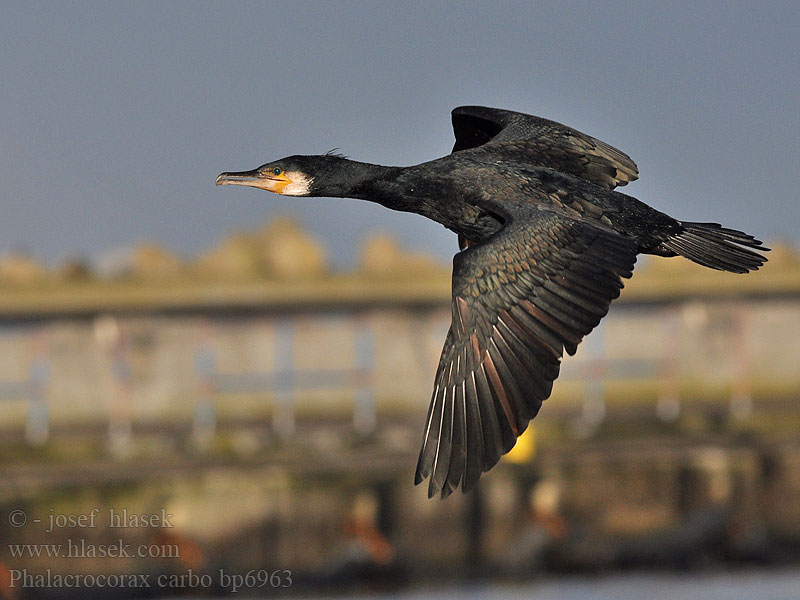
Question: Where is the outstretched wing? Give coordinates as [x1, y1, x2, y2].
[415, 208, 638, 498]
[451, 106, 639, 189]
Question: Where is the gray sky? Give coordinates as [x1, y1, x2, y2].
[2, 1, 798, 269]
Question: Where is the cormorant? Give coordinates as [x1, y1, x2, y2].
[216, 106, 768, 498]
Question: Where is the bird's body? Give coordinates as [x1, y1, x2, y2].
[217, 106, 768, 498]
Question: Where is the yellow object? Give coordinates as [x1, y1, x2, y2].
[505, 426, 536, 463]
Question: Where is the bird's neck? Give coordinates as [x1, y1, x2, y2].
[312, 157, 440, 217]
[312, 158, 400, 200]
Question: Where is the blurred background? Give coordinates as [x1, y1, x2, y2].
[1, 2, 799, 599]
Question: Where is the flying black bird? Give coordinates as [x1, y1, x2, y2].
[217, 106, 768, 498]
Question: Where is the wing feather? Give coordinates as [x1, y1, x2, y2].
[462, 374, 485, 491]
[451, 106, 639, 189]
[415, 208, 638, 497]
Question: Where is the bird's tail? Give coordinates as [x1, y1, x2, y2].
[661, 222, 769, 273]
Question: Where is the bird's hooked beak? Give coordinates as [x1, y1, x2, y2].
[215, 169, 292, 194]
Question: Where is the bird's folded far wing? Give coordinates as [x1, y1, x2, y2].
[451, 106, 639, 189]
[415, 208, 638, 498]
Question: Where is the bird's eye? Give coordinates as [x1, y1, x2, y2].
[271, 167, 283, 176]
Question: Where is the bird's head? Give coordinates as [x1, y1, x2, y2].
[216, 153, 364, 197]
[215, 155, 318, 196]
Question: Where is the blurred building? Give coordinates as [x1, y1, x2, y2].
[0, 227, 797, 437]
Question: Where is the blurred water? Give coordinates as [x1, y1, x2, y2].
[284, 569, 800, 600]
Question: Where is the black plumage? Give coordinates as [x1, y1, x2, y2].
[217, 106, 768, 498]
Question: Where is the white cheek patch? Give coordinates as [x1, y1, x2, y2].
[282, 172, 313, 196]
